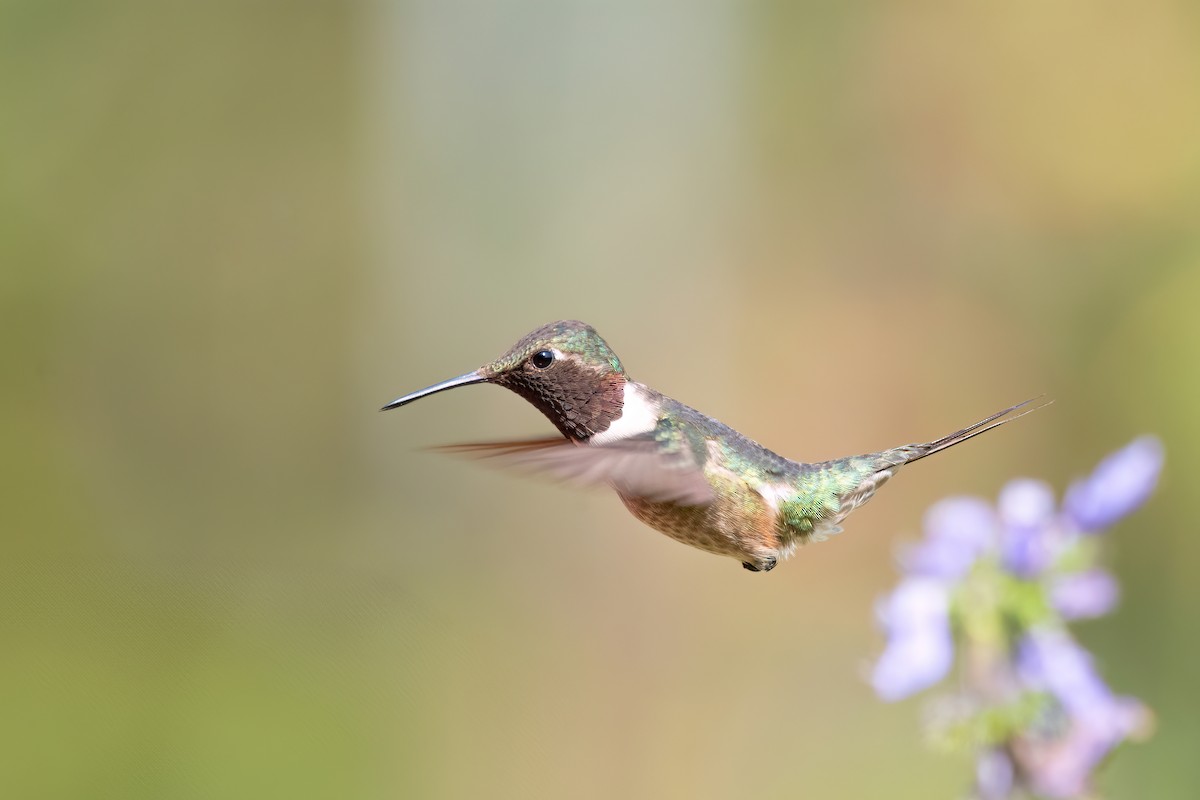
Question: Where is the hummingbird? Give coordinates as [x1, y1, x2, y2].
[382, 320, 1042, 573]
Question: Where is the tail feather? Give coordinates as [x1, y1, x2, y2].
[891, 396, 1050, 467]
[779, 397, 1048, 545]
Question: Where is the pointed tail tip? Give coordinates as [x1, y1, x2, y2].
[900, 394, 1052, 466]
[1005, 394, 1052, 415]
[979, 395, 1055, 428]
[1015, 394, 1054, 416]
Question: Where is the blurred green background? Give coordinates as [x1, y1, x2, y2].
[3, 1, 1198, 797]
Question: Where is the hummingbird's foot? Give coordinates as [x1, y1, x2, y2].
[741, 557, 777, 573]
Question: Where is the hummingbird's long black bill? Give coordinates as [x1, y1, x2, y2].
[380, 371, 486, 411]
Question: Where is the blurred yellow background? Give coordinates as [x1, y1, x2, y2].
[3, 2, 1198, 797]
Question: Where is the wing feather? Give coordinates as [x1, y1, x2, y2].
[433, 436, 713, 505]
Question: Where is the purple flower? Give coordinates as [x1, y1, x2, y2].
[904, 497, 997, 580]
[1017, 629, 1111, 717]
[1064, 437, 1164, 533]
[1000, 479, 1057, 529]
[872, 436, 1161, 798]
[998, 479, 1058, 577]
[1015, 628, 1149, 796]
[1016, 698, 1150, 798]
[871, 578, 953, 701]
[1050, 570, 1119, 621]
[975, 749, 1015, 800]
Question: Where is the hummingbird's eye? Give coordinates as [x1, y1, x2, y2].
[531, 350, 555, 369]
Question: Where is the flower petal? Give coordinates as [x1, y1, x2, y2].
[999, 478, 1057, 529]
[871, 579, 953, 701]
[1064, 437, 1164, 532]
[1021, 698, 1150, 798]
[925, 496, 998, 548]
[905, 497, 997, 579]
[1017, 628, 1112, 716]
[975, 749, 1015, 800]
[1051, 569, 1120, 620]
[998, 478, 1059, 577]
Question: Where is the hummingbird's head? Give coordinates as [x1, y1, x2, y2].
[382, 320, 629, 441]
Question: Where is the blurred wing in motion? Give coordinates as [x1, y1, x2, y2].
[434, 436, 714, 506]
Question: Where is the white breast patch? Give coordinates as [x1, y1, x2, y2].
[590, 382, 660, 445]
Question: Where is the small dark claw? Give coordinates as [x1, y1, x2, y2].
[742, 557, 777, 573]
